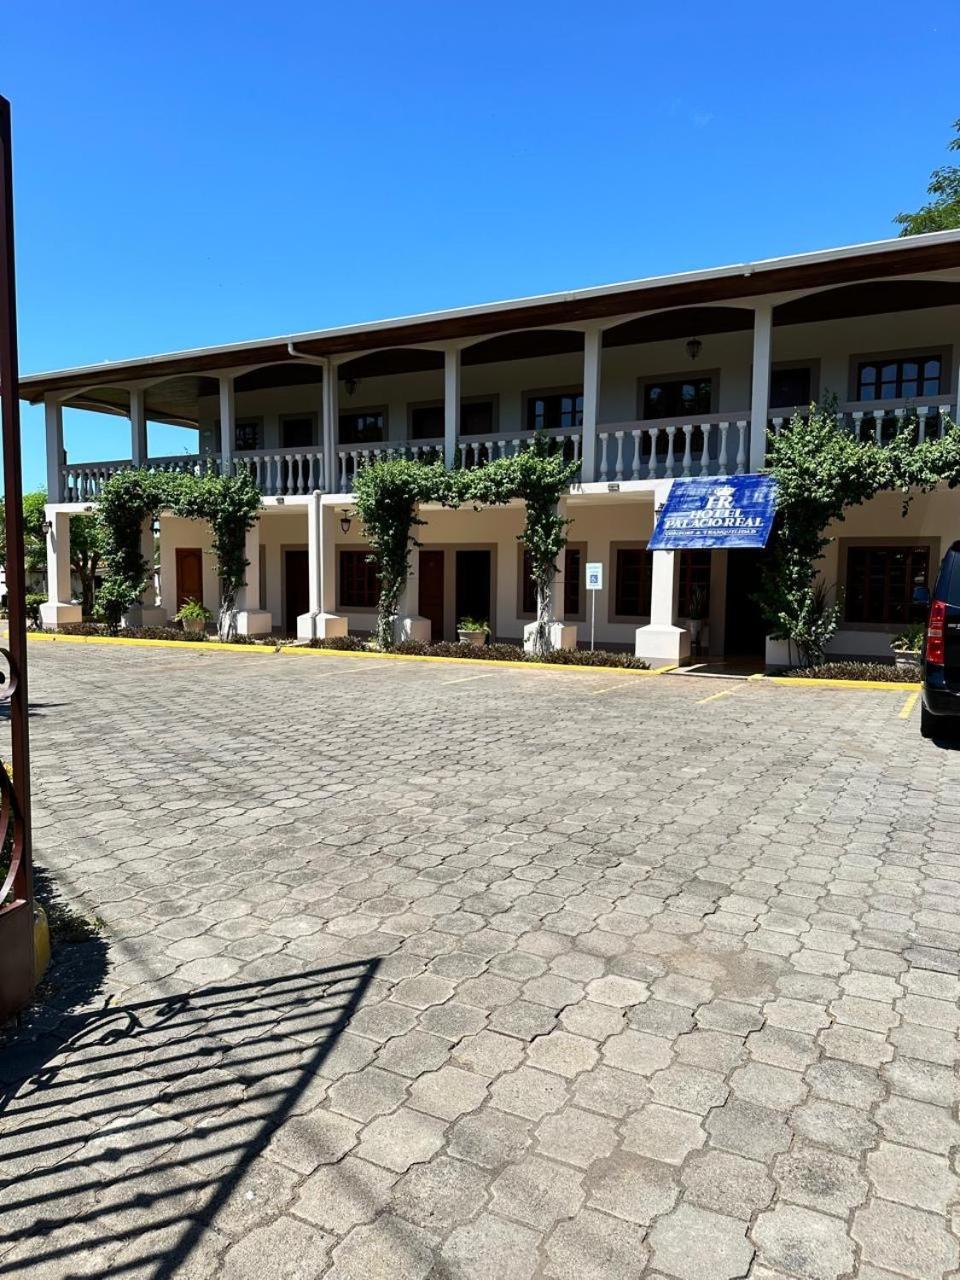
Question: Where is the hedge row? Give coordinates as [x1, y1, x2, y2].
[782, 661, 921, 682]
[307, 635, 649, 669]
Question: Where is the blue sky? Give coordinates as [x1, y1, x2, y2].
[3, 0, 960, 493]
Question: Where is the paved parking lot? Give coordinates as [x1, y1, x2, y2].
[2, 639, 960, 1279]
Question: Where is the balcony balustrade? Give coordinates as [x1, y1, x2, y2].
[56, 397, 960, 503]
[597, 414, 751, 482]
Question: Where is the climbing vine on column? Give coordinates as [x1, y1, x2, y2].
[760, 403, 960, 664]
[353, 434, 580, 654]
[95, 466, 261, 637]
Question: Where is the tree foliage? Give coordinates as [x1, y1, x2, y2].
[760, 404, 960, 664]
[353, 436, 579, 655]
[94, 467, 261, 636]
[895, 119, 960, 236]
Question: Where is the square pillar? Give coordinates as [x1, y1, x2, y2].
[634, 547, 690, 667]
[749, 303, 773, 473]
[235, 520, 272, 635]
[580, 326, 602, 483]
[396, 527, 431, 643]
[44, 395, 64, 502]
[39, 509, 81, 629]
[130, 388, 147, 468]
[322, 360, 341, 493]
[444, 346, 461, 469]
[219, 375, 235, 477]
[123, 518, 166, 628]
[297, 492, 348, 639]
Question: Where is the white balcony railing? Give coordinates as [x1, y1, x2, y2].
[60, 453, 218, 502]
[336, 439, 444, 491]
[457, 429, 580, 470]
[233, 448, 324, 496]
[769, 397, 956, 445]
[597, 414, 750, 482]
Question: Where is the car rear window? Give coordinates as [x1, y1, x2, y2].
[935, 546, 960, 606]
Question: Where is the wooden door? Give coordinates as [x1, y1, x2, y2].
[175, 548, 204, 610]
[285, 549, 310, 636]
[455, 550, 491, 630]
[419, 550, 445, 641]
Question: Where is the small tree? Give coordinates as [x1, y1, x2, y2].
[23, 490, 48, 580]
[895, 119, 960, 236]
[174, 468, 262, 639]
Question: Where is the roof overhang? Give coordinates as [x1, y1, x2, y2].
[18, 229, 960, 407]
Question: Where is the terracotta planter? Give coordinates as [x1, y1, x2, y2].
[181, 616, 206, 635]
[458, 630, 486, 646]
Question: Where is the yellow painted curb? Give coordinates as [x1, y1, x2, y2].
[759, 674, 921, 692]
[29, 632, 276, 655]
[30, 628, 677, 678]
[279, 644, 674, 677]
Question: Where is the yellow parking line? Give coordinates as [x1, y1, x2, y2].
[898, 690, 920, 719]
[590, 680, 642, 696]
[696, 686, 742, 705]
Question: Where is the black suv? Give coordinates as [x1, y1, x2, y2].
[918, 540, 960, 738]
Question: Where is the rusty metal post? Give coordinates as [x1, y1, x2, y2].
[0, 93, 36, 1018]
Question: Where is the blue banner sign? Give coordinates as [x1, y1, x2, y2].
[648, 475, 777, 550]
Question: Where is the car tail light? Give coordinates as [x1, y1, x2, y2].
[927, 599, 947, 665]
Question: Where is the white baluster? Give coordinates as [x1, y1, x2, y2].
[681, 424, 693, 477]
[484, 439, 493, 465]
[717, 422, 730, 477]
[646, 427, 659, 480]
[573, 434, 581, 462]
[735, 421, 747, 474]
[630, 430, 641, 480]
[339, 452, 347, 491]
[614, 430, 624, 481]
[916, 406, 929, 443]
[512, 437, 521, 457]
[873, 409, 884, 443]
[597, 433, 608, 481]
[665, 426, 677, 478]
[851, 410, 863, 441]
[771, 417, 783, 436]
[940, 404, 950, 438]
[700, 422, 713, 476]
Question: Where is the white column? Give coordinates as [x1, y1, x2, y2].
[297, 492, 348, 639]
[322, 360, 340, 492]
[235, 519, 272, 635]
[444, 346, 461, 469]
[44, 395, 64, 501]
[39, 508, 81, 629]
[634, 484, 690, 667]
[396, 511, 431, 643]
[130, 388, 147, 467]
[581, 326, 602, 483]
[749, 303, 773, 473]
[219, 375, 235, 477]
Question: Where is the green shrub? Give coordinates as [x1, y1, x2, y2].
[782, 661, 920, 682]
[25, 593, 46, 628]
[537, 648, 649, 669]
[305, 634, 367, 651]
[391, 639, 647, 668]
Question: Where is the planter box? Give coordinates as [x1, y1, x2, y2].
[893, 650, 921, 670]
[458, 630, 487, 646]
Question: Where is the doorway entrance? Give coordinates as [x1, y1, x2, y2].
[284, 549, 309, 636]
[724, 549, 770, 657]
[175, 548, 204, 610]
[455, 550, 492, 631]
[419, 550, 445, 641]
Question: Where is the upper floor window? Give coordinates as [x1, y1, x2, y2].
[280, 415, 315, 448]
[642, 377, 712, 419]
[856, 356, 942, 402]
[845, 544, 930, 625]
[340, 410, 386, 445]
[409, 399, 497, 440]
[235, 419, 261, 451]
[770, 367, 812, 409]
[526, 390, 583, 432]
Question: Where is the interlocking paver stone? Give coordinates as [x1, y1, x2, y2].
[10, 642, 960, 1278]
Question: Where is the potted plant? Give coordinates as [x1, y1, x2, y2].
[686, 586, 709, 657]
[457, 617, 489, 646]
[175, 598, 212, 635]
[891, 622, 924, 669]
